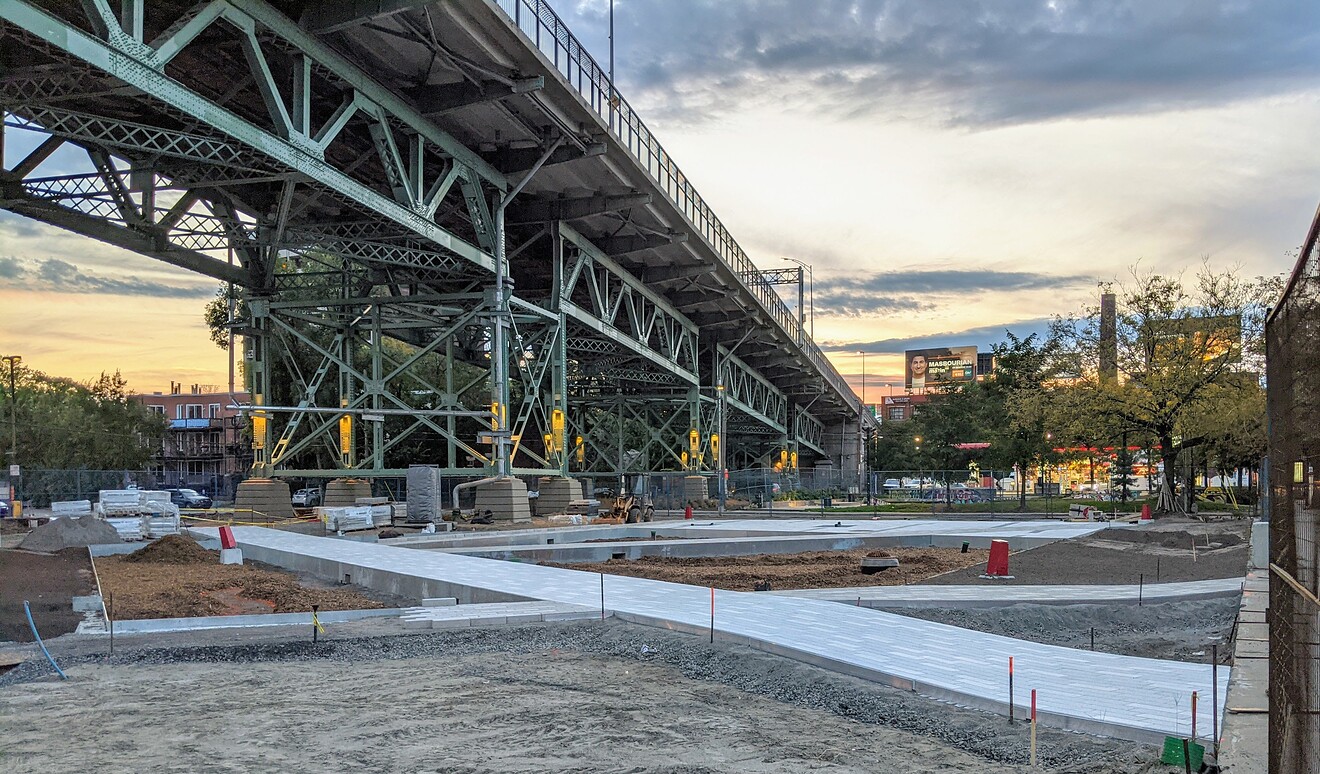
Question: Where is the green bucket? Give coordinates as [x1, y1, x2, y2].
[1160, 737, 1204, 769]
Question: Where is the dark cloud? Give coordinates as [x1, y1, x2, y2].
[0, 256, 213, 299]
[0, 256, 22, 279]
[811, 269, 1093, 317]
[822, 317, 1057, 354]
[572, 0, 1320, 126]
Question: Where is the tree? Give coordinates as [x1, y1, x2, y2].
[1056, 265, 1274, 513]
[6, 365, 165, 470]
[981, 332, 1062, 510]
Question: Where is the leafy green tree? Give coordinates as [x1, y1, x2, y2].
[5, 365, 165, 470]
[1055, 265, 1275, 513]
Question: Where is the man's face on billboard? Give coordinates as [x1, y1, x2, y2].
[911, 355, 928, 377]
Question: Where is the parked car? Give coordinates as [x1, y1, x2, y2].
[291, 488, 322, 507]
[0, 500, 9, 518]
[882, 479, 902, 490]
[165, 488, 212, 508]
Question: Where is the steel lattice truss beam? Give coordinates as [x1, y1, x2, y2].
[793, 406, 827, 456]
[718, 345, 788, 433]
[558, 223, 699, 385]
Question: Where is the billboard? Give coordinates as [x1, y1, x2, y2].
[905, 346, 977, 390]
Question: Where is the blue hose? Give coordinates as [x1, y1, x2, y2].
[23, 600, 68, 680]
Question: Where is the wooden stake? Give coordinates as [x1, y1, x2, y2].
[709, 587, 715, 643]
[1030, 689, 1037, 767]
[1008, 657, 1014, 723]
[1212, 643, 1220, 758]
[600, 573, 605, 620]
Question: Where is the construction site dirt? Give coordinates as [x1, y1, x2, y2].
[921, 520, 1251, 586]
[0, 548, 96, 642]
[544, 546, 991, 591]
[1, 621, 1158, 773]
[94, 535, 393, 620]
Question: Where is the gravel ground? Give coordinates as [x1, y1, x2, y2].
[887, 597, 1239, 663]
[0, 620, 1158, 773]
[547, 547, 990, 591]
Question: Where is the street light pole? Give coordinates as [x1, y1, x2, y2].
[857, 351, 866, 406]
[782, 257, 814, 340]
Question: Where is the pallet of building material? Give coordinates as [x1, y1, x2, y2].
[563, 499, 601, 517]
[369, 505, 393, 527]
[318, 506, 375, 532]
[51, 500, 93, 517]
[97, 489, 143, 516]
[143, 514, 181, 538]
[106, 517, 144, 541]
[406, 464, 443, 523]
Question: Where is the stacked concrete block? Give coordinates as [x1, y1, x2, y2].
[474, 478, 531, 522]
[535, 477, 582, 516]
[682, 475, 709, 503]
[234, 478, 294, 520]
[323, 478, 372, 507]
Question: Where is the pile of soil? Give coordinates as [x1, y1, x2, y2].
[96, 552, 386, 620]
[547, 547, 989, 591]
[0, 548, 96, 642]
[121, 534, 217, 565]
[18, 516, 121, 552]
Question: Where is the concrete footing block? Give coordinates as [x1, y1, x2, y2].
[430, 618, 471, 628]
[220, 548, 244, 565]
[475, 478, 532, 522]
[421, 597, 458, 607]
[402, 618, 433, 630]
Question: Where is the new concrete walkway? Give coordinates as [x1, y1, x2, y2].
[199, 526, 1226, 744]
[774, 578, 1245, 608]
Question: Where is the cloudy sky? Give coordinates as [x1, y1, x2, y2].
[2, 0, 1317, 395]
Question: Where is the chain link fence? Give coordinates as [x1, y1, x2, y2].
[15, 469, 244, 508]
[1266, 207, 1320, 774]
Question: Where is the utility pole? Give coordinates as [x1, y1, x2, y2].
[3, 355, 20, 514]
[3, 355, 18, 463]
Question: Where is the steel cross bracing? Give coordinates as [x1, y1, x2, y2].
[0, 0, 866, 488]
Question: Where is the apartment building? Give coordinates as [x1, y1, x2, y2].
[132, 382, 251, 500]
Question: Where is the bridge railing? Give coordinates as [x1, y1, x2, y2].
[494, 0, 859, 413]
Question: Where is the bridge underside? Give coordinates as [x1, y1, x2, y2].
[0, 0, 872, 493]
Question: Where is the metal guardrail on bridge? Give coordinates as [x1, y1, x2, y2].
[493, 0, 861, 415]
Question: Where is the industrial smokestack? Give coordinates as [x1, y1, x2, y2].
[1099, 292, 1117, 383]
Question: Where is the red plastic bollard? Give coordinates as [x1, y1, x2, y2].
[986, 539, 1010, 576]
[1140, 503, 1152, 521]
[684, 504, 693, 520]
[219, 526, 237, 550]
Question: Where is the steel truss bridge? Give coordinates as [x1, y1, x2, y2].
[0, 0, 875, 492]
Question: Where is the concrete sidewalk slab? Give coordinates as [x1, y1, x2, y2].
[773, 578, 1244, 608]
[195, 526, 1226, 745]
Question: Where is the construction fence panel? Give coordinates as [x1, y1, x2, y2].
[1265, 205, 1320, 774]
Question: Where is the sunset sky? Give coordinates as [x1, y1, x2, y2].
[2, 0, 1318, 397]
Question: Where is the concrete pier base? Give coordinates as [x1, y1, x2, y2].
[324, 478, 372, 507]
[535, 477, 582, 516]
[682, 475, 709, 503]
[475, 478, 531, 522]
[234, 478, 294, 520]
